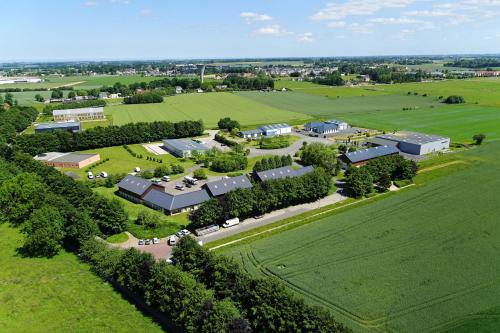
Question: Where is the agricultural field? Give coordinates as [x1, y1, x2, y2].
[106, 92, 311, 128]
[60, 143, 195, 179]
[223, 142, 500, 333]
[0, 224, 163, 333]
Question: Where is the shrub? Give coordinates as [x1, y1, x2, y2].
[443, 95, 465, 104]
[123, 92, 163, 104]
[259, 136, 291, 149]
[193, 168, 207, 180]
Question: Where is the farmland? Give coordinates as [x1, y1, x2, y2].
[0, 224, 163, 333]
[223, 142, 500, 333]
[106, 92, 311, 128]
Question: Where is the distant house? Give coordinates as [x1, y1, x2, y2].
[143, 189, 210, 215]
[34, 152, 100, 169]
[374, 132, 450, 155]
[258, 123, 292, 136]
[304, 120, 349, 135]
[254, 165, 314, 182]
[204, 175, 253, 197]
[109, 93, 120, 99]
[239, 129, 263, 139]
[357, 74, 370, 82]
[215, 85, 227, 90]
[99, 92, 109, 99]
[162, 138, 209, 158]
[35, 121, 81, 133]
[175, 86, 183, 94]
[52, 107, 105, 122]
[197, 88, 204, 93]
[340, 146, 400, 168]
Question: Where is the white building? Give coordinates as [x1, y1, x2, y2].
[258, 123, 292, 136]
[304, 120, 349, 135]
[53, 107, 105, 122]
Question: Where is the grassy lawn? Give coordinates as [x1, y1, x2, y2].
[94, 186, 189, 239]
[222, 142, 500, 333]
[106, 232, 129, 243]
[60, 143, 194, 179]
[106, 92, 311, 128]
[0, 223, 163, 333]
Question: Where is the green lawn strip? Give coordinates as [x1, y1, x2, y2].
[0, 224, 163, 333]
[105, 232, 129, 244]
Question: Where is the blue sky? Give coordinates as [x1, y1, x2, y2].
[2, 0, 500, 61]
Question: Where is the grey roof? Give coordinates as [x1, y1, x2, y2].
[258, 123, 291, 132]
[163, 138, 208, 152]
[239, 129, 263, 136]
[304, 121, 324, 128]
[376, 132, 450, 145]
[34, 152, 98, 164]
[367, 137, 400, 147]
[52, 107, 104, 116]
[205, 175, 253, 196]
[117, 175, 153, 196]
[344, 145, 400, 163]
[35, 121, 80, 130]
[143, 189, 210, 211]
[256, 165, 314, 182]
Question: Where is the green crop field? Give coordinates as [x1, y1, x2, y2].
[106, 92, 311, 128]
[223, 142, 500, 333]
[0, 224, 163, 333]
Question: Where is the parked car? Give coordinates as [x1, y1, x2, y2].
[162, 175, 170, 182]
[166, 257, 174, 264]
[145, 239, 151, 245]
[254, 215, 264, 219]
[223, 218, 240, 228]
[138, 239, 145, 245]
[88, 174, 94, 179]
[181, 229, 191, 236]
[101, 171, 108, 178]
[153, 237, 159, 244]
[175, 231, 184, 238]
[168, 236, 177, 246]
[175, 184, 185, 191]
[134, 167, 141, 173]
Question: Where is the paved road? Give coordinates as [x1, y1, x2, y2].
[198, 189, 349, 244]
[246, 131, 334, 158]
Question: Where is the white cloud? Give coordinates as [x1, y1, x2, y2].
[327, 21, 347, 28]
[368, 17, 420, 24]
[84, 1, 97, 7]
[404, 10, 455, 17]
[253, 24, 292, 36]
[298, 32, 315, 43]
[311, 0, 416, 20]
[240, 12, 272, 24]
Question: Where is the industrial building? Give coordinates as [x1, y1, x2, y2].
[239, 129, 263, 139]
[340, 146, 400, 167]
[304, 120, 349, 135]
[254, 165, 314, 182]
[52, 107, 105, 122]
[205, 175, 253, 197]
[162, 138, 209, 158]
[258, 123, 292, 136]
[143, 189, 210, 215]
[374, 132, 450, 155]
[117, 175, 162, 203]
[34, 152, 100, 169]
[35, 121, 81, 133]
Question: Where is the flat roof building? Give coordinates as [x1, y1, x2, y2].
[34, 152, 100, 169]
[53, 107, 105, 122]
[304, 120, 349, 135]
[35, 121, 81, 133]
[375, 131, 450, 155]
[143, 189, 210, 215]
[162, 138, 209, 158]
[239, 129, 263, 139]
[255, 165, 314, 182]
[341, 146, 400, 167]
[258, 123, 292, 136]
[205, 175, 253, 197]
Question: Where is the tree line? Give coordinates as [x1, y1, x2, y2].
[253, 155, 292, 172]
[345, 155, 417, 197]
[124, 91, 164, 104]
[190, 167, 331, 227]
[222, 75, 274, 90]
[14, 120, 204, 156]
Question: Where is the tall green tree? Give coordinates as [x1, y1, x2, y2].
[21, 205, 65, 257]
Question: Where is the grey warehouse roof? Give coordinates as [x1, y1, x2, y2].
[35, 121, 80, 130]
[239, 129, 263, 135]
[344, 145, 400, 163]
[143, 189, 210, 211]
[258, 123, 291, 131]
[255, 165, 314, 182]
[117, 175, 153, 196]
[163, 138, 208, 151]
[34, 152, 98, 163]
[377, 132, 450, 145]
[205, 175, 253, 196]
[52, 107, 104, 116]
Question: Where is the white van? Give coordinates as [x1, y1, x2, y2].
[162, 175, 170, 182]
[100, 172, 108, 178]
[168, 235, 177, 246]
[222, 218, 240, 228]
[134, 167, 141, 173]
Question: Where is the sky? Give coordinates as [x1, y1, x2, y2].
[2, 0, 500, 61]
